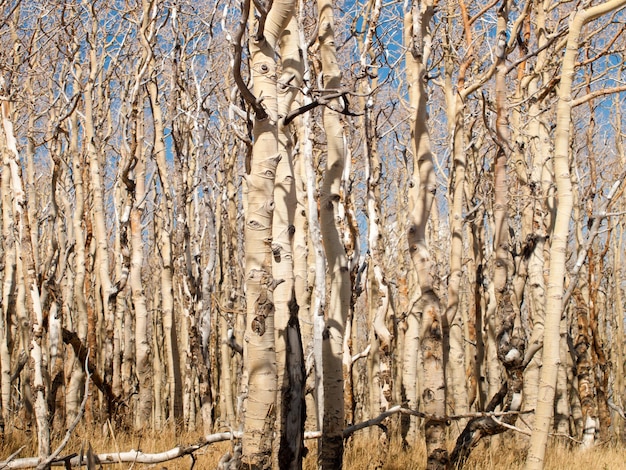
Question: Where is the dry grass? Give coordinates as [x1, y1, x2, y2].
[2, 426, 626, 469]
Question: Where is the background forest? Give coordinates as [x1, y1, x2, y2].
[0, 0, 625, 469]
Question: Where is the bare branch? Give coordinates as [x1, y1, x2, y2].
[233, 0, 268, 120]
[572, 84, 626, 107]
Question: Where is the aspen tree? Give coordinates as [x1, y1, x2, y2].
[612, 94, 626, 442]
[526, 1, 626, 467]
[82, 0, 117, 418]
[1, 78, 50, 462]
[404, 0, 449, 467]
[521, 0, 552, 426]
[273, 12, 306, 469]
[442, 0, 474, 422]
[136, 0, 185, 426]
[0, 89, 15, 432]
[360, 1, 393, 431]
[292, 0, 316, 436]
[316, 0, 352, 466]
[234, 0, 296, 467]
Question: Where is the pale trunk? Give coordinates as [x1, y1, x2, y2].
[613, 224, 625, 441]
[218, 147, 239, 429]
[301, 95, 326, 436]
[131, 134, 152, 428]
[315, 1, 352, 467]
[292, 11, 313, 428]
[0, 141, 15, 427]
[405, 2, 447, 467]
[152, 285, 165, 429]
[525, 1, 626, 467]
[147, 64, 183, 425]
[1, 90, 50, 460]
[443, 0, 471, 423]
[274, 14, 305, 468]
[84, 9, 115, 415]
[361, 1, 392, 434]
[292, 89, 314, 434]
[240, 1, 294, 467]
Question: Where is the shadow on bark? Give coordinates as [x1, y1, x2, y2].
[278, 292, 306, 470]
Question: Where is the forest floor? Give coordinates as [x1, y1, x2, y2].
[2, 425, 626, 469]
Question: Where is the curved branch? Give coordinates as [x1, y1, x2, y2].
[282, 89, 349, 125]
[233, 0, 268, 120]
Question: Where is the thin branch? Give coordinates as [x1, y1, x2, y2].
[351, 344, 371, 364]
[0, 447, 26, 470]
[341, 405, 533, 438]
[0, 433, 245, 469]
[233, 0, 267, 120]
[572, 84, 626, 107]
[505, 26, 568, 75]
[562, 170, 626, 307]
[282, 89, 350, 125]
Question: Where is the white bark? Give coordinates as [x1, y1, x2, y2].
[316, 1, 352, 466]
[526, 1, 626, 467]
[239, 1, 295, 467]
[1, 84, 50, 461]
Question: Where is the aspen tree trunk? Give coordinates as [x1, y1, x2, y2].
[200, 189, 218, 434]
[217, 144, 240, 430]
[492, 0, 511, 321]
[341, 152, 358, 432]
[526, 1, 626, 467]
[43, 113, 67, 434]
[141, 0, 183, 425]
[152, 284, 165, 429]
[400, 4, 422, 448]
[491, 0, 526, 421]
[292, 5, 315, 429]
[613, 221, 626, 442]
[573, 291, 598, 446]
[117, 0, 163, 429]
[0, 133, 15, 429]
[238, 0, 295, 467]
[1, 86, 50, 461]
[170, 20, 192, 430]
[274, 13, 306, 469]
[316, 1, 352, 466]
[443, 0, 473, 423]
[83, 1, 116, 417]
[128, 114, 152, 428]
[358, 2, 392, 446]
[405, 1, 448, 467]
[297, 38, 327, 438]
[589, 249, 611, 443]
[613, 112, 625, 441]
[522, 0, 551, 422]
[168, 6, 211, 431]
[113, 171, 130, 403]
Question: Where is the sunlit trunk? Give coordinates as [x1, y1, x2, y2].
[526, 1, 626, 467]
[314, 1, 352, 467]
[405, 1, 447, 467]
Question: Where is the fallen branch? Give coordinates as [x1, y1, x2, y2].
[303, 405, 533, 440]
[0, 433, 244, 469]
[0, 406, 534, 468]
[0, 447, 25, 470]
